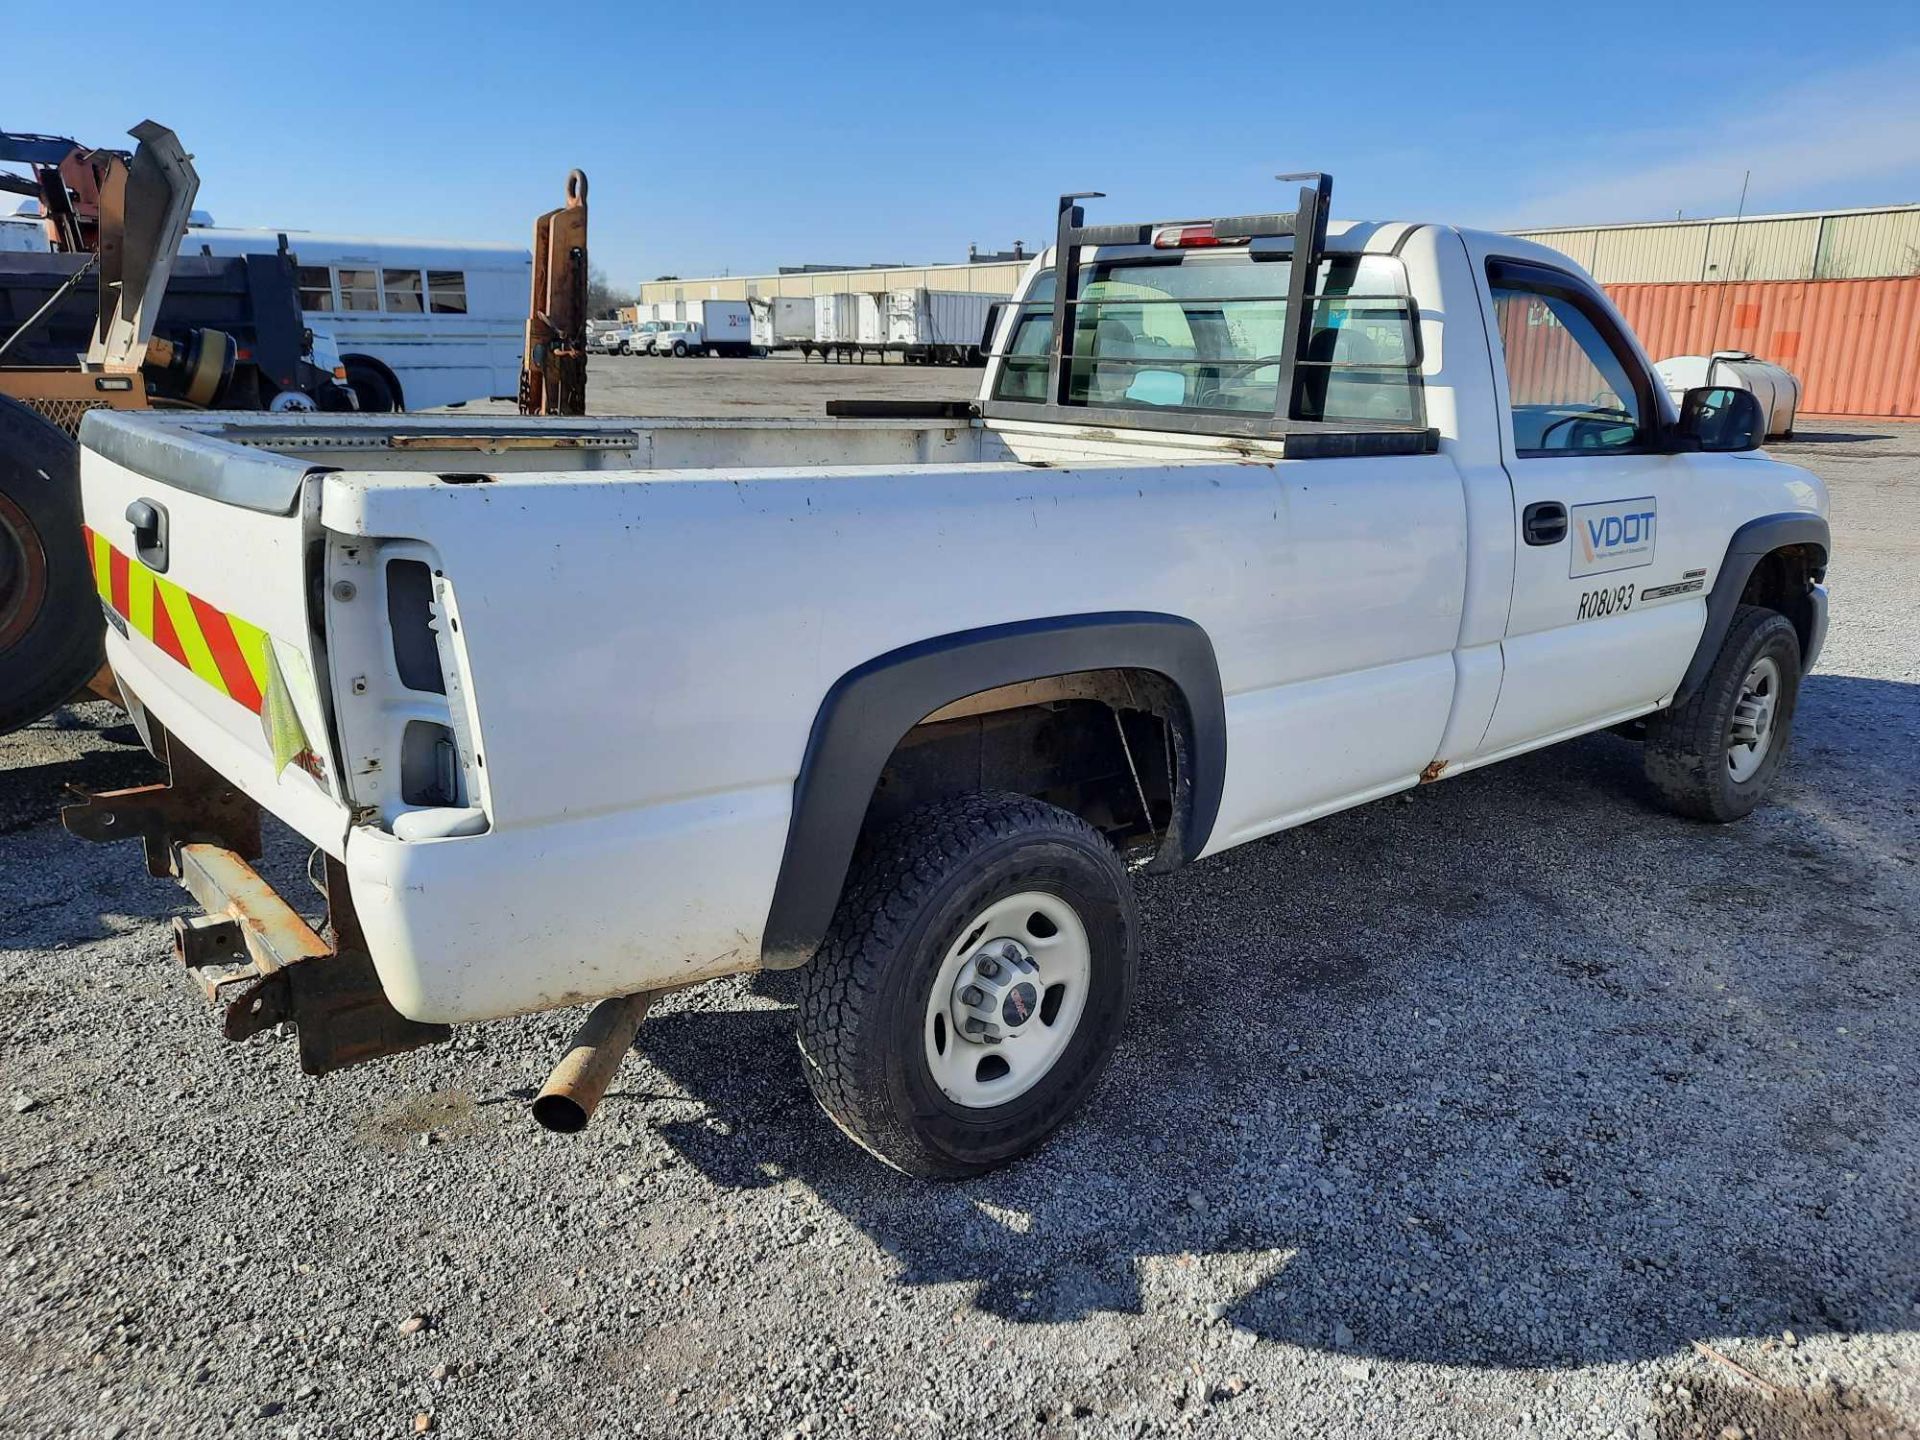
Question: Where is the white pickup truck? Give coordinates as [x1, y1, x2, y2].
[66, 176, 1829, 1178]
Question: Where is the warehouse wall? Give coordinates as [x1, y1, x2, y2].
[635, 260, 1027, 307]
[1607, 276, 1920, 418]
[639, 208, 1917, 309]
[1515, 206, 1920, 285]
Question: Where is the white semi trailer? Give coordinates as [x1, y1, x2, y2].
[887, 288, 996, 365]
[749, 296, 814, 352]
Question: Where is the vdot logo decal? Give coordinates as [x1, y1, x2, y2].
[1569, 497, 1657, 577]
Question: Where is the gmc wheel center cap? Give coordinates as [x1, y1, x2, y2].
[951, 940, 1042, 1043]
[1001, 981, 1039, 1028]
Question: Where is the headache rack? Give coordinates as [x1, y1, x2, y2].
[978, 173, 1438, 459]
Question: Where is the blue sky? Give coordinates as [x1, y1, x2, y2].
[8, 1, 1917, 292]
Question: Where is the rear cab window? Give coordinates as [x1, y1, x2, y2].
[992, 252, 1422, 426]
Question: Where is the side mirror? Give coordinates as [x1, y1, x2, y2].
[1672, 385, 1764, 452]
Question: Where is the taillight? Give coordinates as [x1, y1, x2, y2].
[1151, 223, 1248, 249]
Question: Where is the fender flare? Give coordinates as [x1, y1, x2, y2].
[759, 612, 1227, 970]
[1673, 512, 1829, 706]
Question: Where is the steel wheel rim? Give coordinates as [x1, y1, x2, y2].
[0, 490, 50, 654]
[1727, 654, 1781, 782]
[923, 890, 1091, 1109]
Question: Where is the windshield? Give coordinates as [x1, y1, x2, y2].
[991, 252, 1421, 424]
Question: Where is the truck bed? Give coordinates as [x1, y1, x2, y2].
[78, 405, 1433, 1023]
[86, 410, 1288, 495]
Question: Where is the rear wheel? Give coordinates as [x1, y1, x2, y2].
[0, 398, 99, 734]
[796, 792, 1138, 1177]
[1643, 604, 1802, 822]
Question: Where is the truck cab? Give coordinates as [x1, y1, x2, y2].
[64, 175, 1828, 1178]
[656, 321, 699, 356]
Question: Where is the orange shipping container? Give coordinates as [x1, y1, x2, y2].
[1604, 276, 1920, 419]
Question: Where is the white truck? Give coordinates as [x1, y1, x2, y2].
[65, 176, 1829, 1179]
[654, 299, 753, 357]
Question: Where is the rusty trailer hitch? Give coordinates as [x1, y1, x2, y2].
[62, 725, 447, 1076]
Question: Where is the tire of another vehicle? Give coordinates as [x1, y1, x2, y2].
[796, 791, 1139, 1178]
[0, 398, 99, 734]
[671, 341, 688, 358]
[617, 341, 631, 355]
[344, 361, 398, 413]
[1643, 604, 1802, 823]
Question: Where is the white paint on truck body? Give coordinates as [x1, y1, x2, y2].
[77, 219, 1827, 1025]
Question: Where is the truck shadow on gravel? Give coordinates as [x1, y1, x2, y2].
[638, 672, 1919, 1373]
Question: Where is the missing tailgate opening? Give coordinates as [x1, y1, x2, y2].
[386, 559, 446, 695]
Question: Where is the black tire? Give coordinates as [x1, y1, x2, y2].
[1643, 604, 1802, 822]
[0, 397, 99, 734]
[344, 360, 398, 413]
[617, 341, 631, 356]
[796, 791, 1138, 1178]
[671, 341, 688, 358]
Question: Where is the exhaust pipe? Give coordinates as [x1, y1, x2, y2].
[532, 991, 656, 1134]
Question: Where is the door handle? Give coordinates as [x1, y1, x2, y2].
[1522, 500, 1567, 547]
[126, 498, 169, 573]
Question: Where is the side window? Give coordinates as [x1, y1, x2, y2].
[337, 268, 381, 312]
[1491, 280, 1645, 454]
[383, 269, 425, 313]
[428, 270, 468, 314]
[295, 266, 333, 312]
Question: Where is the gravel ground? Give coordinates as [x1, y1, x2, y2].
[2, 398, 1915, 1440]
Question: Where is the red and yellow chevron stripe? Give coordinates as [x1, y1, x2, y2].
[83, 524, 271, 714]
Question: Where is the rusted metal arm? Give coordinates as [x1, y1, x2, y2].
[61, 728, 258, 876]
[62, 722, 447, 1076]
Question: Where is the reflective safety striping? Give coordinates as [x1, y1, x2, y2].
[82, 524, 275, 716]
[190, 593, 265, 712]
[91, 529, 113, 608]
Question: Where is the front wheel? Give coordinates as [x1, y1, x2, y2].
[796, 792, 1138, 1178]
[671, 341, 688, 358]
[1643, 604, 1802, 822]
[344, 361, 398, 413]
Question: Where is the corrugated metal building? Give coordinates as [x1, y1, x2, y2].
[631, 203, 1920, 415]
[1511, 203, 1920, 283]
[1515, 203, 1920, 417]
